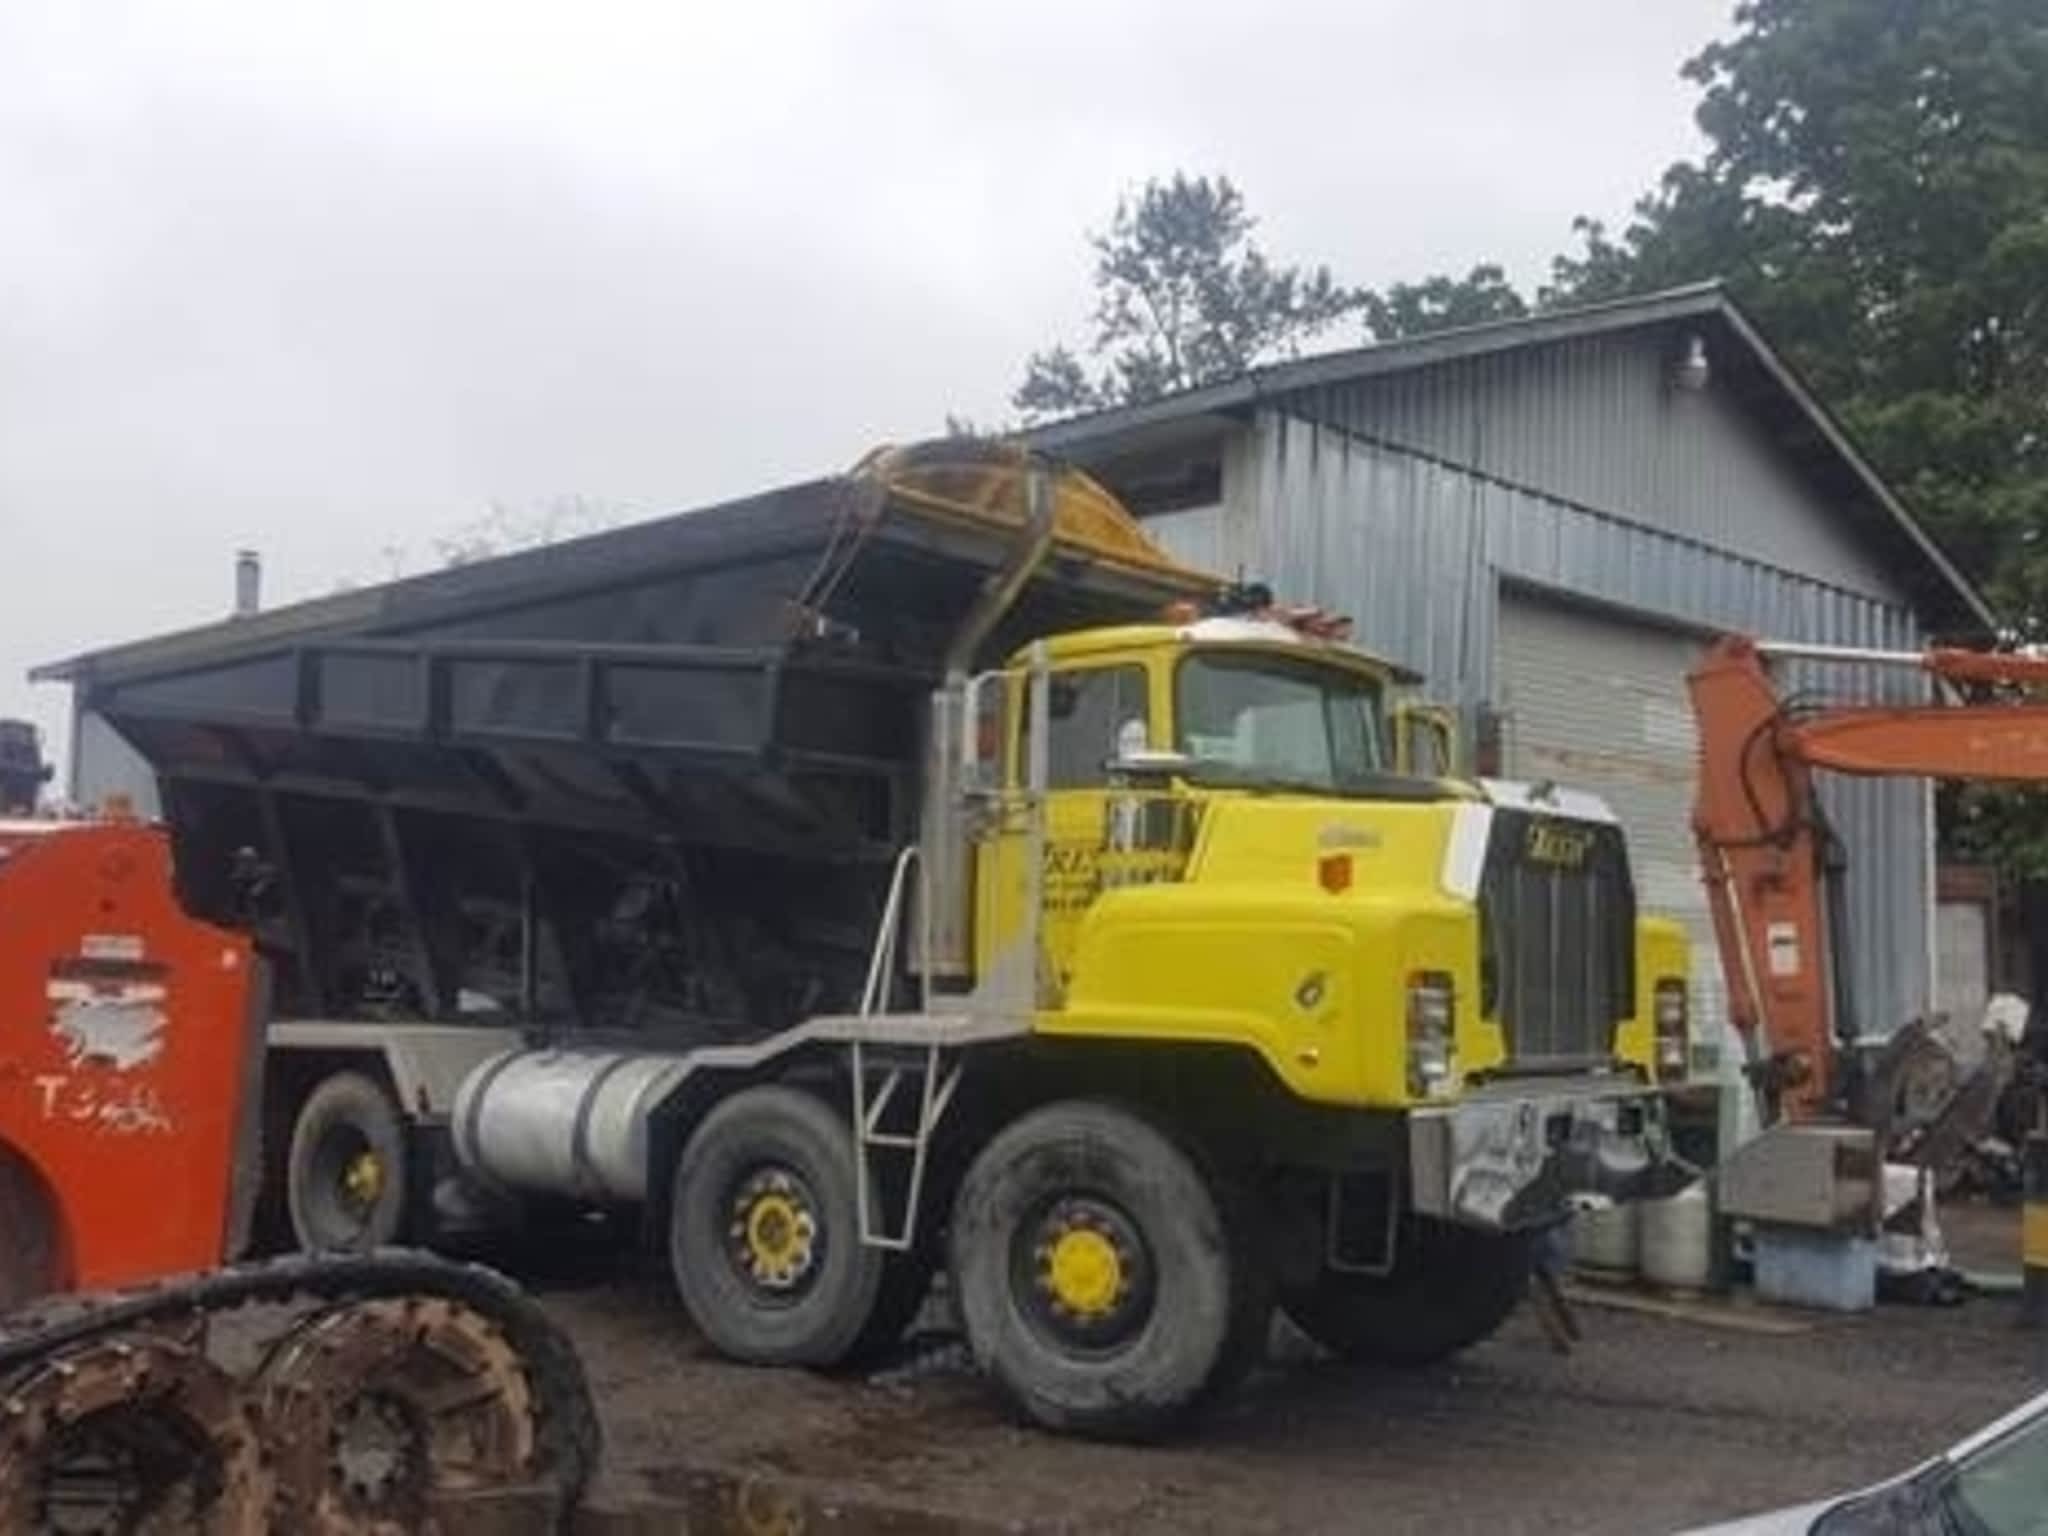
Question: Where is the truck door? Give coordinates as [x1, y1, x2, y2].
[973, 662, 1152, 1002]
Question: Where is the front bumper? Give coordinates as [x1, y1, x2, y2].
[1408, 1079, 1686, 1230]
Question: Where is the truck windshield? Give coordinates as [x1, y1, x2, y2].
[1175, 651, 1386, 791]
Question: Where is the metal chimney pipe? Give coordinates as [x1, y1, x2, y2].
[233, 549, 261, 617]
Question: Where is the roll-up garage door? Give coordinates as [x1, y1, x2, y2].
[1495, 593, 1727, 1060]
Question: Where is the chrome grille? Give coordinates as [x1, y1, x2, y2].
[1478, 810, 1635, 1069]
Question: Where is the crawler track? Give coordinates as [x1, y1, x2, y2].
[0, 1248, 600, 1533]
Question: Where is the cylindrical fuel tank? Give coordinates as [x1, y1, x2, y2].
[452, 1049, 694, 1204]
[1570, 1199, 1640, 1276]
[1640, 1178, 1715, 1291]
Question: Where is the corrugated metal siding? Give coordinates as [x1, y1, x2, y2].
[1497, 599, 1705, 916]
[1141, 502, 1225, 574]
[1281, 329, 1902, 603]
[1141, 411, 1928, 1042]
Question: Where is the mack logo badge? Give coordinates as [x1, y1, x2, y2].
[1525, 821, 1592, 869]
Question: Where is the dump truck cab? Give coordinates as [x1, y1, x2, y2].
[959, 612, 1687, 1237]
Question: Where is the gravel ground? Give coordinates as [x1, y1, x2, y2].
[522, 1199, 2048, 1536]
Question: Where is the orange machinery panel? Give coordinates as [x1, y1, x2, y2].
[0, 818, 258, 1291]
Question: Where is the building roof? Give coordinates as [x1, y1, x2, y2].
[31, 285, 1991, 696]
[1026, 282, 1993, 634]
[32, 450, 1218, 689]
[33, 476, 843, 686]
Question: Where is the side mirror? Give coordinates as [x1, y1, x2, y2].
[1393, 703, 1458, 778]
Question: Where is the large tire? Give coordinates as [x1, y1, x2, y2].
[670, 1085, 885, 1368]
[948, 1101, 1270, 1440]
[1207, 1174, 1280, 1398]
[0, 1145, 60, 1309]
[1281, 1214, 1533, 1366]
[286, 1070, 409, 1253]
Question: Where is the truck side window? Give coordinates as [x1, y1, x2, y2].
[1027, 665, 1149, 789]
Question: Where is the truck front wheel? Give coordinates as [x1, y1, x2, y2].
[1281, 1214, 1533, 1366]
[669, 1086, 885, 1368]
[949, 1101, 1269, 1440]
[286, 1070, 409, 1253]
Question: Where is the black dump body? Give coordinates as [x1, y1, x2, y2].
[56, 446, 1212, 1041]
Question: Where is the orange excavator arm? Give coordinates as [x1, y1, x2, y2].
[1689, 635, 2048, 1122]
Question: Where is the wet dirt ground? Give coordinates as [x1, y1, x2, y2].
[532, 1201, 2046, 1536]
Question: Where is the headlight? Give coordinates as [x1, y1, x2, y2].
[1654, 978, 1688, 1083]
[1407, 970, 1455, 1097]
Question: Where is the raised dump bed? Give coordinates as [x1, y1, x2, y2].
[51, 443, 1216, 1040]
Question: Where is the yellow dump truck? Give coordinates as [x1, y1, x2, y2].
[59, 441, 1689, 1439]
[934, 603, 1691, 1433]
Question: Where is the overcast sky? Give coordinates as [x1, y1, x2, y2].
[0, 0, 1734, 767]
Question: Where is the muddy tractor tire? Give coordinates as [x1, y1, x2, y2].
[670, 1085, 886, 1368]
[286, 1070, 410, 1254]
[948, 1100, 1271, 1441]
[1281, 1214, 1533, 1366]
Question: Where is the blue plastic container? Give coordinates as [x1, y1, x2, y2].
[1752, 1224, 1877, 1312]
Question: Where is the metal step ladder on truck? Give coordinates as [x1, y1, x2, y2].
[47, 441, 1695, 1437]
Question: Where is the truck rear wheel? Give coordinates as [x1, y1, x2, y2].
[669, 1085, 885, 1368]
[1281, 1214, 1533, 1366]
[948, 1101, 1269, 1440]
[286, 1070, 409, 1253]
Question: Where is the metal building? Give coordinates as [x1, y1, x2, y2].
[38, 282, 1988, 1073]
[1026, 281, 1991, 1063]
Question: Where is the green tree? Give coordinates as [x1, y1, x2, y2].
[1544, 0, 2048, 881]
[1547, 0, 2048, 625]
[1363, 264, 1528, 342]
[1013, 174, 1363, 421]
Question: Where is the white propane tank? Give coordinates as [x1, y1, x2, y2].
[1570, 1199, 1640, 1276]
[1640, 1179, 1714, 1291]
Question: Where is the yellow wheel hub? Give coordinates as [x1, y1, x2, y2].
[733, 1179, 818, 1290]
[342, 1151, 383, 1206]
[1046, 1227, 1124, 1317]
